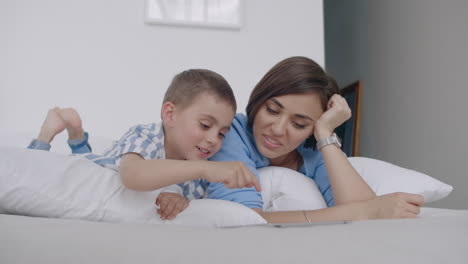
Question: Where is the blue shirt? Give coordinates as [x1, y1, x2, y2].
[207, 113, 335, 209]
[97, 123, 206, 200]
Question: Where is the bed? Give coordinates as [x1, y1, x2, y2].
[2, 208, 468, 263]
[1, 134, 467, 263]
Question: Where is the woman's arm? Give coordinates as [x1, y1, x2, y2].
[254, 192, 424, 223]
[318, 141, 375, 204]
[253, 204, 365, 223]
[314, 94, 375, 205]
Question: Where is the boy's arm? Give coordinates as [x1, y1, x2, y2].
[119, 153, 260, 192]
[207, 129, 264, 209]
[111, 123, 202, 190]
[159, 184, 184, 195]
[119, 153, 206, 191]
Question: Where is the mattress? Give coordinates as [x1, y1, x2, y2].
[2, 207, 468, 264]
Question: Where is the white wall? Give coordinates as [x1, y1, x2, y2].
[1, 0, 324, 146]
[325, 0, 468, 209]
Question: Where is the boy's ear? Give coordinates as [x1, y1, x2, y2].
[161, 101, 176, 125]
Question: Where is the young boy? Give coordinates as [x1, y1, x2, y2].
[28, 69, 260, 220]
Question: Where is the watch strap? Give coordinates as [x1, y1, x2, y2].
[316, 133, 342, 150]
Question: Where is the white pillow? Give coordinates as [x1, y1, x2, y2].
[258, 166, 327, 212]
[348, 157, 453, 203]
[0, 147, 265, 227]
[0, 147, 123, 219]
[257, 157, 453, 210]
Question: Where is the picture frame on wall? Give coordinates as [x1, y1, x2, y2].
[335, 80, 362, 157]
[145, 0, 243, 30]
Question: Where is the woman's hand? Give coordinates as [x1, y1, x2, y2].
[314, 94, 352, 139]
[202, 161, 262, 192]
[361, 192, 424, 219]
[155, 192, 189, 220]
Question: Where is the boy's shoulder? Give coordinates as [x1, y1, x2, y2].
[124, 122, 164, 138]
[128, 122, 162, 130]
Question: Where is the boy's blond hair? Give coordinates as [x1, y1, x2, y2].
[163, 69, 237, 112]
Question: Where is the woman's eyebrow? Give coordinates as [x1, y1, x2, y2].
[271, 98, 284, 108]
[271, 98, 314, 121]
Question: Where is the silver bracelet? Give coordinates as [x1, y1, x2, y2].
[303, 211, 311, 223]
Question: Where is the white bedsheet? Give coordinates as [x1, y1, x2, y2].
[1, 207, 468, 264]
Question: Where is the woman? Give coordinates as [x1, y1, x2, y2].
[207, 56, 423, 223]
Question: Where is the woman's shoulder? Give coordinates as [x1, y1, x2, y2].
[232, 113, 248, 128]
[218, 113, 261, 154]
[211, 113, 267, 166]
[223, 113, 249, 141]
[225, 113, 250, 138]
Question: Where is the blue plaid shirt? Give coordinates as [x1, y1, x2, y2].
[85, 122, 205, 200]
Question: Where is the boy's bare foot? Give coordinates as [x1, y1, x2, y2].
[37, 107, 66, 143]
[60, 108, 85, 140]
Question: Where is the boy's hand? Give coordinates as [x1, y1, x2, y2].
[203, 161, 262, 192]
[155, 192, 189, 220]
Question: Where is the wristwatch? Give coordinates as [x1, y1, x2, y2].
[316, 133, 342, 150]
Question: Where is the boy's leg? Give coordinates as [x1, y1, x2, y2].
[60, 108, 92, 154]
[67, 132, 92, 154]
[27, 107, 66, 151]
[27, 139, 51, 151]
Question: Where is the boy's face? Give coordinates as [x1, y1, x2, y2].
[164, 93, 235, 160]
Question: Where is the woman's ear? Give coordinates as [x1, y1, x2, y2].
[161, 101, 176, 126]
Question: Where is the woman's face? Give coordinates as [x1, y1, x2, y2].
[252, 93, 324, 165]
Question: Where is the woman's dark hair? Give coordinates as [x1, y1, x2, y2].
[245, 56, 339, 148]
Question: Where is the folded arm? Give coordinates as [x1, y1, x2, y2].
[314, 94, 376, 204]
[319, 143, 376, 204]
